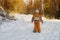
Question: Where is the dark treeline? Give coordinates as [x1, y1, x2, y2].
[44, 0, 60, 19]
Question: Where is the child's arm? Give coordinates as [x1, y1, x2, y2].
[40, 15, 43, 23]
[32, 15, 34, 22]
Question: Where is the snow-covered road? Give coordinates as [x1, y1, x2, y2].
[0, 14, 60, 40]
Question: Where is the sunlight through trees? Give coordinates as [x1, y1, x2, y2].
[0, 0, 60, 19]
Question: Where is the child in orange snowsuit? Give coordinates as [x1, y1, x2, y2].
[32, 10, 43, 33]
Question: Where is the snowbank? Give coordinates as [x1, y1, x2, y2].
[0, 14, 60, 40]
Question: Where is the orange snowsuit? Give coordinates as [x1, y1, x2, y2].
[32, 13, 43, 33]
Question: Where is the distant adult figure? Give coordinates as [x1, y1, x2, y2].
[32, 9, 43, 33]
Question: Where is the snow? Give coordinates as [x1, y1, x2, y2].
[23, 0, 34, 5]
[0, 14, 60, 40]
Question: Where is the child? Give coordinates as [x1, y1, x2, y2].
[32, 9, 43, 33]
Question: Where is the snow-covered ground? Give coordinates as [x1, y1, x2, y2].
[0, 14, 60, 40]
